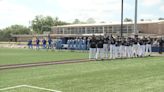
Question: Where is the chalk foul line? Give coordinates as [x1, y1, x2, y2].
[0, 84, 61, 92]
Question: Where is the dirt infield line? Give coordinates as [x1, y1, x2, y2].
[0, 59, 92, 70]
[0, 59, 89, 67]
[0, 53, 163, 70]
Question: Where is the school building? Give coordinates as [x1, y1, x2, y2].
[51, 20, 164, 36]
[12, 20, 164, 42]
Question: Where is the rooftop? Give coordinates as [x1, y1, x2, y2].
[52, 20, 164, 28]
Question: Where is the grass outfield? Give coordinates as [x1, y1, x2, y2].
[1, 48, 164, 92]
[1, 56, 164, 92]
[0, 48, 88, 65]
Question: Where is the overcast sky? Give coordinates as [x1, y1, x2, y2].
[0, 0, 164, 29]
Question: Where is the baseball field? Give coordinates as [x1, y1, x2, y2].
[1, 48, 164, 92]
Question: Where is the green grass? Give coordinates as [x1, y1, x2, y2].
[1, 87, 47, 92]
[0, 42, 27, 45]
[0, 48, 88, 65]
[1, 48, 164, 92]
[1, 57, 164, 92]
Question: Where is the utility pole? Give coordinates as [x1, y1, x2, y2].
[121, 0, 124, 37]
[134, 0, 138, 35]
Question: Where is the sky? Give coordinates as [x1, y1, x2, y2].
[0, 0, 164, 29]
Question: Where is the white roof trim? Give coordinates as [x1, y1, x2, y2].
[52, 20, 164, 28]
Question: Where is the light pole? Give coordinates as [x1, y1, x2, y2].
[134, 0, 138, 35]
[121, 0, 124, 37]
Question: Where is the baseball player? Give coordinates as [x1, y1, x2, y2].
[48, 38, 52, 49]
[146, 37, 152, 56]
[36, 38, 40, 50]
[27, 39, 33, 49]
[89, 35, 97, 60]
[96, 36, 104, 60]
[103, 35, 109, 59]
[110, 36, 116, 59]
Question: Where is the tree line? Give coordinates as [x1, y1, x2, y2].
[0, 25, 30, 41]
[0, 15, 68, 41]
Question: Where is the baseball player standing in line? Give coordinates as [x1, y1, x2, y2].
[87, 37, 90, 50]
[115, 37, 121, 58]
[142, 37, 147, 57]
[125, 37, 129, 58]
[75, 38, 78, 50]
[129, 37, 134, 58]
[103, 34, 109, 59]
[146, 37, 152, 56]
[96, 36, 104, 60]
[42, 38, 47, 49]
[48, 37, 53, 50]
[133, 36, 139, 57]
[110, 36, 116, 59]
[158, 38, 164, 54]
[67, 39, 70, 50]
[82, 37, 87, 50]
[120, 37, 126, 58]
[79, 37, 83, 51]
[139, 38, 144, 57]
[36, 38, 40, 50]
[89, 35, 97, 60]
[27, 39, 33, 49]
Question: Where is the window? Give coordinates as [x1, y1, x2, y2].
[127, 25, 133, 33]
[98, 27, 103, 33]
[64, 28, 68, 34]
[70, 28, 73, 34]
[86, 27, 92, 34]
[82, 27, 85, 34]
[104, 26, 112, 33]
[74, 28, 78, 34]
[113, 26, 129, 33]
[59, 28, 63, 34]
[94, 27, 98, 33]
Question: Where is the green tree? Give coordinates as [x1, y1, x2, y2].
[158, 17, 164, 20]
[73, 19, 87, 24]
[31, 15, 68, 34]
[0, 30, 11, 41]
[124, 18, 133, 22]
[54, 17, 69, 26]
[73, 19, 81, 24]
[0, 25, 30, 41]
[140, 19, 144, 21]
[4, 25, 31, 34]
[86, 18, 96, 24]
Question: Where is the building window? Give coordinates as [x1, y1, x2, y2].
[94, 27, 98, 33]
[74, 28, 78, 34]
[57, 28, 63, 34]
[104, 26, 112, 33]
[71, 28, 73, 34]
[127, 25, 133, 33]
[64, 28, 68, 34]
[113, 26, 130, 33]
[79, 27, 82, 34]
[98, 27, 103, 33]
[82, 27, 85, 34]
[86, 27, 92, 34]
